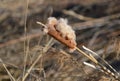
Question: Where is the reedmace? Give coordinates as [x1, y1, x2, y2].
[44, 17, 77, 52]
[37, 17, 120, 80]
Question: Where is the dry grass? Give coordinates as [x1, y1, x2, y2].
[0, 0, 120, 81]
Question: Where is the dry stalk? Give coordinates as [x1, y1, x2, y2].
[63, 10, 95, 21]
[22, 36, 55, 81]
[73, 13, 120, 30]
[0, 58, 16, 81]
[0, 33, 42, 48]
[22, 0, 29, 80]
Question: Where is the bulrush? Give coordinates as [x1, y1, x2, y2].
[37, 17, 120, 80]
[56, 18, 76, 52]
[42, 17, 77, 52]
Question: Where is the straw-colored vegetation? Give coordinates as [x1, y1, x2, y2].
[0, 0, 120, 81]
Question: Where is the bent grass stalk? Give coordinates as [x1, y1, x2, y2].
[0, 59, 16, 81]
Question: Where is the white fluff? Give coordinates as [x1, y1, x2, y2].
[44, 17, 58, 33]
[56, 18, 76, 42]
[56, 18, 76, 52]
[47, 17, 58, 27]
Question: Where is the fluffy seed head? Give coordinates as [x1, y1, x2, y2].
[56, 18, 77, 52]
[47, 17, 58, 27]
[44, 17, 58, 33]
[56, 18, 76, 40]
